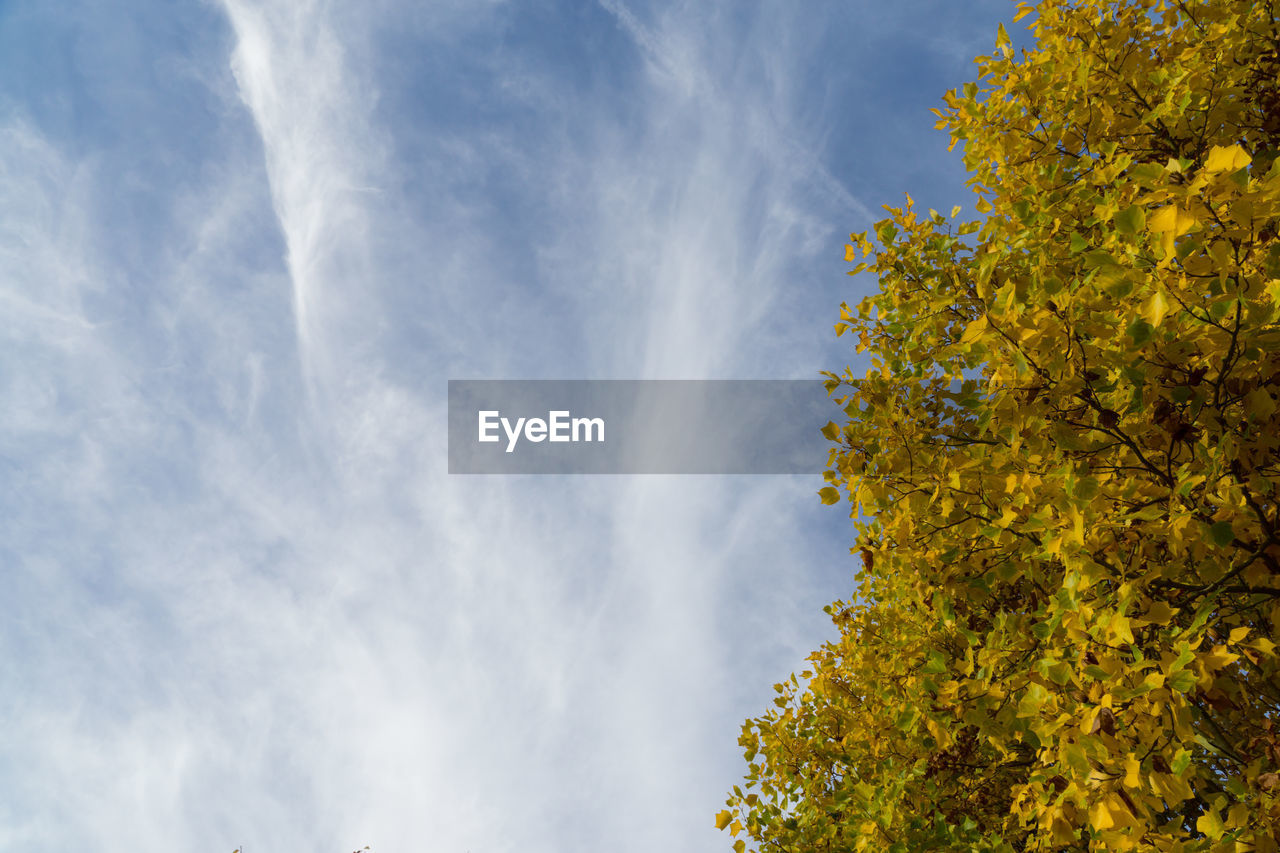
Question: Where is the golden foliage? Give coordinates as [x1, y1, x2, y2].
[724, 1, 1280, 849]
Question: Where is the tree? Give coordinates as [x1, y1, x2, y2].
[720, 1, 1280, 849]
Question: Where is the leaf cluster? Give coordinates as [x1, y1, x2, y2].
[725, 1, 1280, 850]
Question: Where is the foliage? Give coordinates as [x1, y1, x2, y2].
[722, 0, 1280, 849]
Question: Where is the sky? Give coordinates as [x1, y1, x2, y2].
[0, 2, 1021, 851]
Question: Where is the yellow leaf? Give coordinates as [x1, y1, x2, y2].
[1246, 387, 1277, 421]
[1198, 646, 1239, 672]
[959, 315, 989, 344]
[1052, 819, 1080, 845]
[1123, 756, 1141, 788]
[844, 244, 857, 262]
[1144, 600, 1176, 625]
[1142, 290, 1170, 327]
[1150, 771, 1193, 803]
[1090, 797, 1117, 830]
[818, 486, 841, 505]
[1148, 205, 1195, 236]
[1067, 505, 1084, 544]
[1196, 806, 1224, 839]
[1228, 626, 1250, 645]
[1081, 705, 1100, 735]
[1111, 613, 1134, 644]
[715, 810, 733, 830]
[1203, 144, 1251, 174]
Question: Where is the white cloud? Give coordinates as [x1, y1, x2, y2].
[0, 1, 903, 851]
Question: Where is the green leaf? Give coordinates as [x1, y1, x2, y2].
[1170, 748, 1192, 776]
[1127, 318, 1153, 346]
[895, 706, 920, 731]
[1114, 204, 1145, 234]
[1169, 668, 1198, 693]
[1017, 683, 1049, 717]
[1208, 520, 1235, 547]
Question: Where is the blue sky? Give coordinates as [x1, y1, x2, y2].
[0, 2, 1020, 850]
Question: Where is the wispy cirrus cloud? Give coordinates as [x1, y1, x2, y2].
[0, 1, 1011, 850]
[220, 0, 389, 411]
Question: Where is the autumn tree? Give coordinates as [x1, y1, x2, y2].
[720, 0, 1280, 850]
